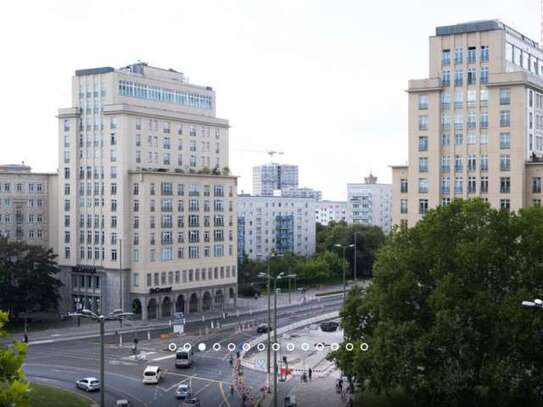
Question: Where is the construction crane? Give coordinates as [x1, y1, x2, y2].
[234, 149, 285, 161]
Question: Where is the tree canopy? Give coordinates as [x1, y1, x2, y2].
[332, 200, 543, 407]
[0, 311, 29, 406]
[0, 238, 62, 319]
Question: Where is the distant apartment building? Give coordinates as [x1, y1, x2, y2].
[252, 163, 298, 196]
[57, 62, 237, 319]
[392, 20, 543, 227]
[347, 174, 392, 233]
[0, 164, 58, 250]
[237, 195, 316, 260]
[315, 201, 348, 225]
[277, 186, 322, 200]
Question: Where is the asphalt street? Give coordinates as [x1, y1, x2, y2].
[23, 295, 343, 407]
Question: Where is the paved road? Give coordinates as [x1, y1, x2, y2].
[24, 295, 343, 407]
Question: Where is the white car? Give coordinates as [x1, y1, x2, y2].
[175, 383, 191, 399]
[76, 377, 100, 392]
[143, 365, 163, 384]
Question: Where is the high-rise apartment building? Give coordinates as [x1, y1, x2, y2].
[0, 164, 58, 249]
[237, 195, 316, 260]
[347, 174, 392, 233]
[392, 20, 543, 227]
[57, 62, 237, 319]
[252, 163, 298, 196]
[315, 201, 348, 225]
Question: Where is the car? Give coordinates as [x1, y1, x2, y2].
[75, 377, 100, 392]
[115, 400, 130, 407]
[257, 323, 272, 333]
[175, 383, 191, 399]
[142, 365, 163, 384]
[182, 397, 200, 406]
[320, 321, 340, 332]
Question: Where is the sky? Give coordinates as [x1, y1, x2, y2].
[0, 0, 539, 200]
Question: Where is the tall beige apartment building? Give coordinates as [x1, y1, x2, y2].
[57, 63, 237, 319]
[393, 20, 543, 227]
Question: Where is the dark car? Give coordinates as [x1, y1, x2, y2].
[182, 398, 200, 406]
[257, 323, 272, 333]
[320, 321, 339, 332]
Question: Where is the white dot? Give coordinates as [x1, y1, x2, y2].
[315, 343, 324, 352]
[330, 343, 339, 351]
[345, 343, 354, 351]
[257, 343, 266, 352]
[198, 343, 206, 351]
[360, 342, 369, 351]
[286, 342, 295, 351]
[183, 343, 192, 351]
[227, 343, 236, 352]
[301, 342, 310, 351]
[242, 343, 251, 352]
[212, 343, 221, 351]
[271, 342, 280, 351]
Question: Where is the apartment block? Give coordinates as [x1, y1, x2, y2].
[315, 200, 348, 225]
[393, 20, 543, 227]
[252, 163, 298, 196]
[347, 174, 392, 233]
[57, 62, 237, 319]
[0, 164, 58, 251]
[237, 195, 316, 260]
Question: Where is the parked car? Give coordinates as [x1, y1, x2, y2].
[182, 397, 201, 406]
[175, 383, 191, 399]
[75, 377, 100, 392]
[142, 365, 163, 384]
[320, 321, 340, 332]
[257, 323, 272, 333]
[115, 400, 130, 407]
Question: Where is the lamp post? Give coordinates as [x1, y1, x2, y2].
[335, 243, 354, 301]
[353, 232, 358, 283]
[69, 309, 132, 407]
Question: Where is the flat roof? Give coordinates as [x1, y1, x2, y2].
[75, 67, 115, 76]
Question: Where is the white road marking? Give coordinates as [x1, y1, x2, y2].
[151, 354, 176, 362]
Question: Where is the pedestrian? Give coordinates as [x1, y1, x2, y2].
[308, 367, 312, 381]
[23, 333, 28, 344]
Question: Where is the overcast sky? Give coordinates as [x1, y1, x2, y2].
[0, 0, 539, 200]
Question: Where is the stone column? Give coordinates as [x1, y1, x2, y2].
[141, 297, 148, 321]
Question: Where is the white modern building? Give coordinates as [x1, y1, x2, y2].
[315, 200, 348, 225]
[252, 163, 298, 196]
[57, 62, 238, 319]
[347, 174, 392, 233]
[0, 164, 58, 250]
[278, 186, 322, 200]
[237, 195, 316, 260]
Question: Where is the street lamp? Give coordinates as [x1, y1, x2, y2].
[68, 308, 132, 407]
[334, 243, 355, 301]
[353, 232, 358, 282]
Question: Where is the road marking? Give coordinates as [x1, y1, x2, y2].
[193, 381, 212, 397]
[163, 377, 189, 392]
[151, 354, 176, 362]
[166, 371, 232, 385]
[219, 382, 232, 407]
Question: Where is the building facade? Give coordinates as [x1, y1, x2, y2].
[57, 62, 237, 319]
[278, 186, 322, 200]
[237, 195, 316, 260]
[315, 200, 348, 225]
[347, 174, 392, 233]
[0, 164, 58, 250]
[392, 20, 543, 227]
[252, 163, 298, 196]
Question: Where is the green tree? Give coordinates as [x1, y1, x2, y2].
[0, 311, 30, 406]
[0, 238, 62, 320]
[332, 200, 543, 407]
[317, 222, 385, 278]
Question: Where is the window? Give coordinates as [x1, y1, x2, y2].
[467, 111, 476, 129]
[479, 111, 488, 129]
[454, 69, 463, 86]
[454, 176, 463, 194]
[441, 112, 450, 129]
[442, 49, 450, 65]
[400, 179, 408, 193]
[500, 88, 511, 105]
[418, 136, 428, 151]
[500, 155, 510, 171]
[481, 46, 489, 63]
[441, 91, 451, 108]
[480, 176, 488, 193]
[418, 157, 428, 173]
[418, 178, 428, 193]
[480, 67, 488, 84]
[467, 89, 476, 107]
[533, 177, 541, 193]
[500, 111, 510, 127]
[467, 131, 476, 144]
[454, 48, 464, 64]
[534, 199, 541, 207]
[467, 176, 476, 194]
[454, 112, 463, 129]
[500, 133, 510, 149]
[480, 131, 488, 144]
[455, 155, 463, 172]
[500, 199, 510, 211]
[418, 94, 429, 110]
[400, 199, 408, 214]
[418, 199, 428, 215]
[500, 177, 511, 193]
[441, 176, 450, 193]
[480, 89, 488, 107]
[441, 133, 450, 145]
[480, 155, 488, 172]
[418, 115, 428, 131]
[467, 155, 477, 172]
[467, 68, 476, 85]
[442, 70, 451, 86]
[454, 89, 463, 108]
[441, 155, 450, 172]
[467, 47, 476, 64]
[455, 132, 463, 145]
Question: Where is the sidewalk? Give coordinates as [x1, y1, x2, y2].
[294, 371, 350, 407]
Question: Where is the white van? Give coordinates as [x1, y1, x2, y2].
[142, 365, 162, 384]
